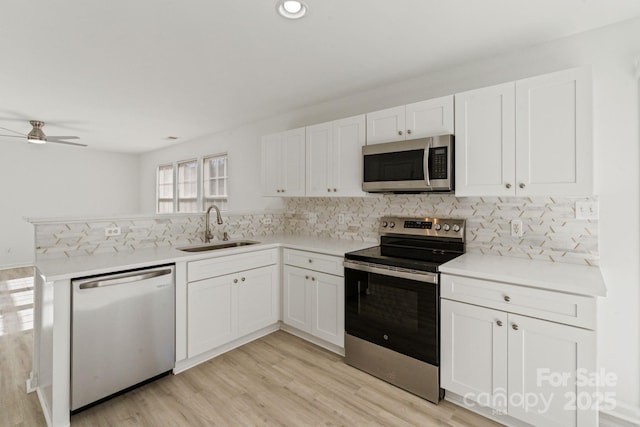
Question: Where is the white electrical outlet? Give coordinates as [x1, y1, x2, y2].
[308, 213, 317, 224]
[263, 217, 272, 225]
[575, 201, 599, 220]
[105, 226, 121, 237]
[338, 214, 345, 225]
[511, 219, 523, 238]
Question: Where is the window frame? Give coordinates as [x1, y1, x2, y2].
[156, 153, 229, 214]
[202, 152, 229, 212]
[156, 163, 176, 214]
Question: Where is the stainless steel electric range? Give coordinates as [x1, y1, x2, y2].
[343, 216, 465, 403]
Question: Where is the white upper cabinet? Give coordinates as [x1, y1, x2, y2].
[455, 82, 516, 197]
[306, 115, 365, 197]
[515, 67, 593, 196]
[261, 127, 306, 197]
[455, 67, 593, 197]
[366, 95, 454, 145]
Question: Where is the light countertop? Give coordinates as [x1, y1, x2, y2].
[439, 253, 606, 297]
[35, 234, 377, 282]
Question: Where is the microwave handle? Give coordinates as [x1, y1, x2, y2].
[424, 138, 431, 187]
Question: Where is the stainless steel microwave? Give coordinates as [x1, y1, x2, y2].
[362, 135, 454, 193]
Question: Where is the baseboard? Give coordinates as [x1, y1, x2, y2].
[445, 391, 533, 427]
[279, 323, 345, 356]
[26, 371, 37, 393]
[173, 323, 279, 374]
[600, 402, 640, 427]
[35, 387, 61, 427]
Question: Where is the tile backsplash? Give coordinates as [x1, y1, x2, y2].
[284, 195, 599, 266]
[34, 212, 285, 260]
[34, 195, 598, 266]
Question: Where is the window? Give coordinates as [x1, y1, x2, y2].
[177, 159, 198, 212]
[203, 154, 228, 211]
[156, 153, 229, 213]
[157, 164, 174, 213]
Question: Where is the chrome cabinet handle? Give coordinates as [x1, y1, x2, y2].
[496, 320, 503, 327]
[519, 183, 525, 189]
[241, 277, 245, 282]
[512, 324, 519, 331]
[504, 296, 511, 302]
[505, 183, 512, 189]
[233, 279, 238, 283]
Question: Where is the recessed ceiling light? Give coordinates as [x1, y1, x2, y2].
[276, 0, 308, 20]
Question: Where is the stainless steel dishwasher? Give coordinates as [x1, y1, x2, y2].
[71, 265, 175, 412]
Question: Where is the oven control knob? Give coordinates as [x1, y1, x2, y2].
[453, 224, 460, 232]
[382, 221, 388, 228]
[389, 221, 395, 228]
[443, 224, 451, 231]
[434, 224, 442, 231]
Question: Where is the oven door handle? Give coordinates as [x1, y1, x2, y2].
[344, 260, 438, 284]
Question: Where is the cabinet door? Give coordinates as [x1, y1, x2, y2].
[508, 314, 596, 427]
[261, 132, 282, 196]
[515, 67, 592, 196]
[282, 266, 311, 332]
[237, 265, 279, 336]
[281, 127, 306, 196]
[366, 105, 406, 144]
[441, 299, 508, 413]
[187, 275, 238, 358]
[331, 115, 366, 196]
[455, 82, 516, 197]
[405, 96, 454, 139]
[310, 271, 344, 347]
[305, 122, 332, 196]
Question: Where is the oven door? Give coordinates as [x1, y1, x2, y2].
[344, 261, 439, 366]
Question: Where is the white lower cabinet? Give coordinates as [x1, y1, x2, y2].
[187, 263, 278, 358]
[282, 249, 345, 347]
[441, 298, 596, 427]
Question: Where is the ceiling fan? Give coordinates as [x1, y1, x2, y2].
[0, 120, 87, 147]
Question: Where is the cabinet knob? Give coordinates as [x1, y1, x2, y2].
[505, 183, 511, 189]
[327, 188, 331, 192]
[311, 277, 316, 281]
[407, 129, 412, 135]
[398, 130, 403, 136]
[496, 320, 503, 327]
[233, 279, 238, 283]
[504, 295, 511, 302]
[512, 324, 519, 331]
[308, 259, 313, 263]
[241, 277, 245, 282]
[282, 189, 286, 193]
[333, 188, 337, 192]
[519, 183, 525, 189]
[305, 275, 309, 280]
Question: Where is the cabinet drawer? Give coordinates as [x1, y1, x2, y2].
[188, 249, 278, 282]
[283, 249, 343, 277]
[441, 274, 596, 330]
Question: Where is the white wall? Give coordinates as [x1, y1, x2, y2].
[0, 143, 140, 268]
[139, 18, 640, 419]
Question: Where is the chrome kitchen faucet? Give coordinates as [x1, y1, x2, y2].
[204, 205, 224, 243]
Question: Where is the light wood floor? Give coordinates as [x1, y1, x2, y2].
[0, 267, 502, 427]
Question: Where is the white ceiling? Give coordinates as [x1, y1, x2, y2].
[1, 0, 639, 153]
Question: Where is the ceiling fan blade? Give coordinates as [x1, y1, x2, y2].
[0, 133, 25, 139]
[49, 140, 88, 147]
[47, 136, 80, 140]
[0, 126, 27, 136]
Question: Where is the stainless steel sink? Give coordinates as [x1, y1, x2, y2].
[177, 240, 260, 252]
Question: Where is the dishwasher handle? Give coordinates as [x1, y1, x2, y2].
[77, 268, 173, 290]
